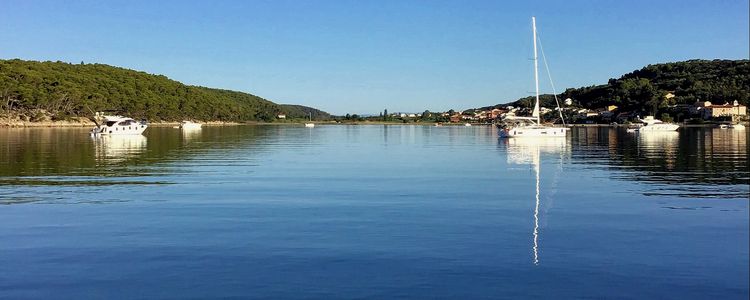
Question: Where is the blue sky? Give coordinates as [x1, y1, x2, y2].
[1, 0, 748, 115]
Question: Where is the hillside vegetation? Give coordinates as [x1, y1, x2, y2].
[0, 59, 329, 122]
[483, 59, 749, 114]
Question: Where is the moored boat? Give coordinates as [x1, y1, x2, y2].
[499, 17, 569, 138]
[638, 116, 680, 132]
[180, 120, 202, 130]
[91, 115, 147, 136]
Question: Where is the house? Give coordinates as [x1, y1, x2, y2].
[490, 108, 505, 119]
[449, 114, 462, 123]
[616, 112, 634, 123]
[702, 100, 747, 119]
[277, 114, 286, 119]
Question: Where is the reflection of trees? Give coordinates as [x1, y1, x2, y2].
[569, 127, 748, 196]
[0, 126, 272, 178]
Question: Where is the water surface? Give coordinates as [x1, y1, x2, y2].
[1, 125, 748, 299]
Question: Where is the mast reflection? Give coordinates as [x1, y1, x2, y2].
[505, 137, 568, 265]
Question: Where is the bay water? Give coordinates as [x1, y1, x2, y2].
[1, 125, 747, 299]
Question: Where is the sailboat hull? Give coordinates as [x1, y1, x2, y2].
[500, 126, 569, 138]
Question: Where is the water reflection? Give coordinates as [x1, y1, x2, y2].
[638, 131, 679, 169]
[504, 138, 569, 265]
[92, 135, 148, 163]
[181, 127, 203, 143]
[570, 127, 748, 198]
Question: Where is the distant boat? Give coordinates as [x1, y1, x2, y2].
[464, 123, 472, 127]
[499, 17, 569, 138]
[719, 122, 745, 130]
[91, 115, 147, 136]
[638, 116, 680, 132]
[304, 112, 315, 128]
[180, 120, 202, 130]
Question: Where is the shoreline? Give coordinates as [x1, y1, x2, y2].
[1, 117, 744, 128]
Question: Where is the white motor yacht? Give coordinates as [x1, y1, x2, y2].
[638, 116, 680, 132]
[91, 115, 147, 136]
[180, 120, 202, 130]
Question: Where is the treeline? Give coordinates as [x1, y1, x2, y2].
[279, 104, 331, 120]
[0, 59, 329, 122]
[482, 59, 749, 114]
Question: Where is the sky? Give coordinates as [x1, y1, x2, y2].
[1, 0, 748, 115]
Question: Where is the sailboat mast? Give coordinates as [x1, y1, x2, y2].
[532, 16, 541, 125]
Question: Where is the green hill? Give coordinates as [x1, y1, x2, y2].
[0, 59, 329, 122]
[480, 59, 749, 114]
[279, 104, 331, 120]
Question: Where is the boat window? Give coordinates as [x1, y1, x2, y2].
[106, 121, 117, 126]
[118, 120, 132, 126]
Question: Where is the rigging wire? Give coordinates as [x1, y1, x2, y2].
[536, 33, 567, 126]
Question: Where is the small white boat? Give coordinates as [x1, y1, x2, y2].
[91, 115, 147, 136]
[638, 116, 680, 132]
[304, 112, 315, 127]
[180, 120, 202, 130]
[464, 123, 472, 127]
[720, 123, 745, 130]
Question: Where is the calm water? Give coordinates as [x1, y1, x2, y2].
[1, 125, 748, 299]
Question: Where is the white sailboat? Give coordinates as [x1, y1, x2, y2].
[499, 17, 569, 138]
[304, 112, 315, 128]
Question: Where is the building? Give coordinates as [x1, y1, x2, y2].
[490, 108, 505, 119]
[702, 101, 747, 119]
[277, 114, 286, 119]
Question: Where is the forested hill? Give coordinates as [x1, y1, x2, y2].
[0, 59, 329, 122]
[480, 59, 749, 113]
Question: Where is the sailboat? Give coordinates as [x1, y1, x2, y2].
[499, 17, 569, 138]
[304, 112, 315, 128]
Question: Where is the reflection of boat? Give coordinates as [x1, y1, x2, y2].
[639, 130, 679, 145]
[91, 115, 148, 136]
[181, 126, 202, 142]
[499, 17, 569, 138]
[637, 116, 679, 132]
[505, 137, 568, 265]
[638, 131, 679, 166]
[92, 135, 148, 162]
[180, 120, 202, 130]
[719, 123, 745, 130]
